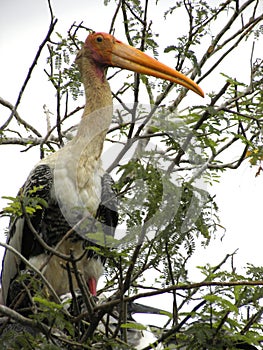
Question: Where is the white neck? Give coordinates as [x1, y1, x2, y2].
[51, 55, 114, 223]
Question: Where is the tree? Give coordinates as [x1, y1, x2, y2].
[0, 0, 263, 349]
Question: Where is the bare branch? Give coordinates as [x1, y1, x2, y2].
[0, 17, 58, 132]
[0, 96, 42, 137]
[109, 0, 122, 34]
[0, 305, 48, 332]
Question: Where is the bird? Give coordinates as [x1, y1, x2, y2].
[0, 291, 165, 349]
[60, 291, 165, 349]
[1, 32, 204, 309]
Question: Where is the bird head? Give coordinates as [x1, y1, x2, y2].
[79, 31, 204, 97]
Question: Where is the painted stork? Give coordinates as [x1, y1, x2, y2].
[1, 32, 204, 307]
[0, 292, 165, 349]
[60, 292, 165, 349]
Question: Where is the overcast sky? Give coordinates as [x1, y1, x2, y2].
[0, 1, 262, 320]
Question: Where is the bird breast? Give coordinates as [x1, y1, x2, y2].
[39, 137, 105, 230]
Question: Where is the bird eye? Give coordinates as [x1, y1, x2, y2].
[96, 36, 103, 43]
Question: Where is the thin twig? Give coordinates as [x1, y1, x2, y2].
[0, 305, 48, 332]
[0, 97, 42, 138]
[0, 242, 60, 303]
[0, 18, 57, 131]
[109, 0, 122, 34]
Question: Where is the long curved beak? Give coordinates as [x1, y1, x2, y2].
[111, 41, 204, 97]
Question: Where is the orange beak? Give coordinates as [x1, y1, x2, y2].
[110, 40, 204, 98]
[85, 32, 204, 97]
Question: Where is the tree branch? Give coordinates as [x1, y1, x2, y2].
[0, 241, 60, 303]
[0, 17, 58, 132]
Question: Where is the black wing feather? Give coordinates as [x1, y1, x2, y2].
[1, 165, 118, 305]
[1, 164, 55, 304]
[96, 173, 118, 237]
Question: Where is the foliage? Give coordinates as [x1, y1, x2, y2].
[1, 186, 48, 218]
[0, 0, 263, 349]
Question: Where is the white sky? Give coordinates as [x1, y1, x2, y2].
[0, 0, 262, 324]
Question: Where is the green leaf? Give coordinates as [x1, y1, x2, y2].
[33, 296, 63, 310]
[203, 294, 239, 313]
[85, 231, 120, 246]
[121, 322, 147, 331]
[159, 310, 173, 318]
